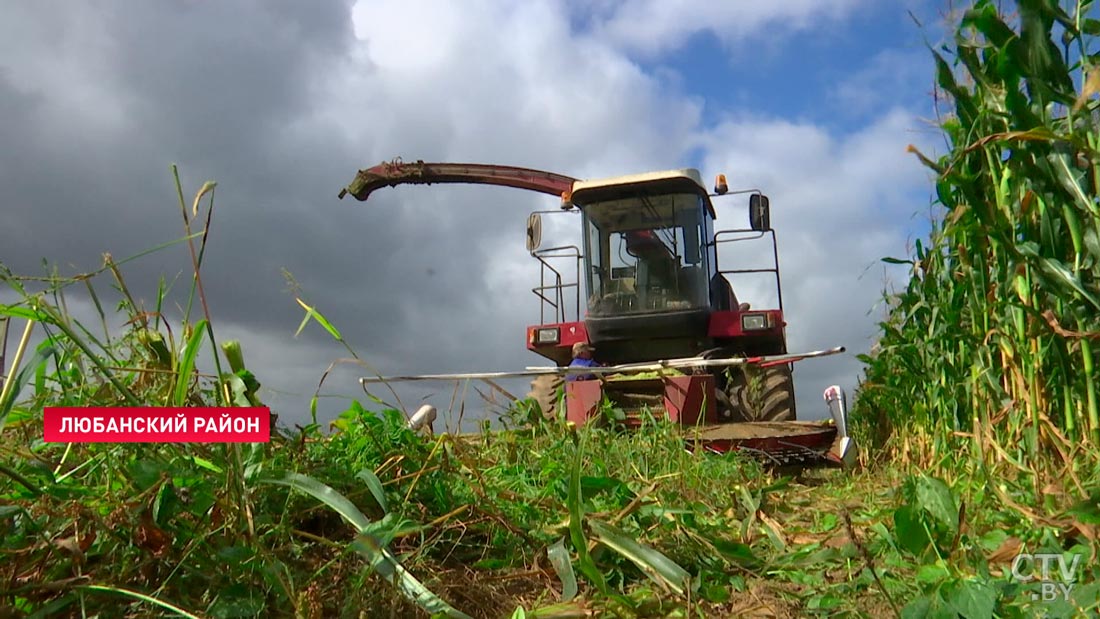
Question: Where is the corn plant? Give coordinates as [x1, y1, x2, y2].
[854, 0, 1100, 503]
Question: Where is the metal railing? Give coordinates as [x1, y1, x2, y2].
[713, 229, 783, 311]
[531, 245, 582, 324]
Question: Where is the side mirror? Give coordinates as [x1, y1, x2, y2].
[526, 212, 543, 252]
[749, 194, 770, 231]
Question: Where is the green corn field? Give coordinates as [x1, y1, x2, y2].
[1, 1, 1099, 617]
[854, 0, 1100, 493]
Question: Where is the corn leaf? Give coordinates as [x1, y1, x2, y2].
[1019, 243, 1100, 311]
[260, 473, 471, 619]
[589, 520, 691, 595]
[1048, 153, 1099, 217]
[547, 538, 578, 601]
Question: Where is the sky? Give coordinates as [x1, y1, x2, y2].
[1, 0, 950, 428]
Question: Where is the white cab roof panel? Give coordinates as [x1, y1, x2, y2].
[573, 168, 706, 195]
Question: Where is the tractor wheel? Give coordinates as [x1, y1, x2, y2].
[724, 364, 796, 422]
[528, 374, 564, 419]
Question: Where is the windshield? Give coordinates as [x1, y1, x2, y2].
[581, 192, 709, 316]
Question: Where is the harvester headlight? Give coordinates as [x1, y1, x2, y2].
[741, 313, 769, 331]
[535, 328, 560, 344]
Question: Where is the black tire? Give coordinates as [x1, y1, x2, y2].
[528, 374, 564, 419]
[724, 364, 796, 422]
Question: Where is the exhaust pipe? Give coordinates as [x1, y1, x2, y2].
[823, 386, 857, 468]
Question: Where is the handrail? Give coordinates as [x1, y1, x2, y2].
[712, 228, 783, 311]
[531, 245, 582, 323]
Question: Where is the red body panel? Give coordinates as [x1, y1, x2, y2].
[526, 321, 588, 362]
[707, 309, 785, 338]
[528, 310, 787, 360]
[690, 425, 839, 460]
[565, 375, 717, 426]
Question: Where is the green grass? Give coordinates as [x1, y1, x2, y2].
[3, 1, 1100, 616]
[2, 386, 1095, 617]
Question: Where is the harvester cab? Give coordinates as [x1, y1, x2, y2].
[525, 168, 791, 425]
[341, 159, 857, 468]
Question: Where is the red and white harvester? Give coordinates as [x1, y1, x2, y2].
[344, 160, 856, 467]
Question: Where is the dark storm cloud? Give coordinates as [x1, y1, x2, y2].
[0, 0, 568, 426]
[1, 0, 357, 273]
[0, 0, 456, 327]
[0, 0, 456, 422]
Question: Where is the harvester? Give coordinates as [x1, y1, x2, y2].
[342, 160, 856, 467]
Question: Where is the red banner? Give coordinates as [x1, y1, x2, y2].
[43, 407, 271, 443]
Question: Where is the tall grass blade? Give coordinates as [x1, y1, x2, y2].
[0, 305, 47, 322]
[0, 316, 8, 379]
[294, 298, 344, 342]
[0, 345, 55, 433]
[349, 534, 472, 619]
[35, 303, 141, 405]
[77, 584, 202, 619]
[173, 319, 207, 407]
[82, 278, 110, 343]
[356, 468, 388, 513]
[567, 431, 609, 594]
[0, 318, 36, 419]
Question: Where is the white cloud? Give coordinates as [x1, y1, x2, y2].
[340, 0, 703, 173]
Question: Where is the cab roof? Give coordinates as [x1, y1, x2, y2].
[570, 168, 717, 218]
